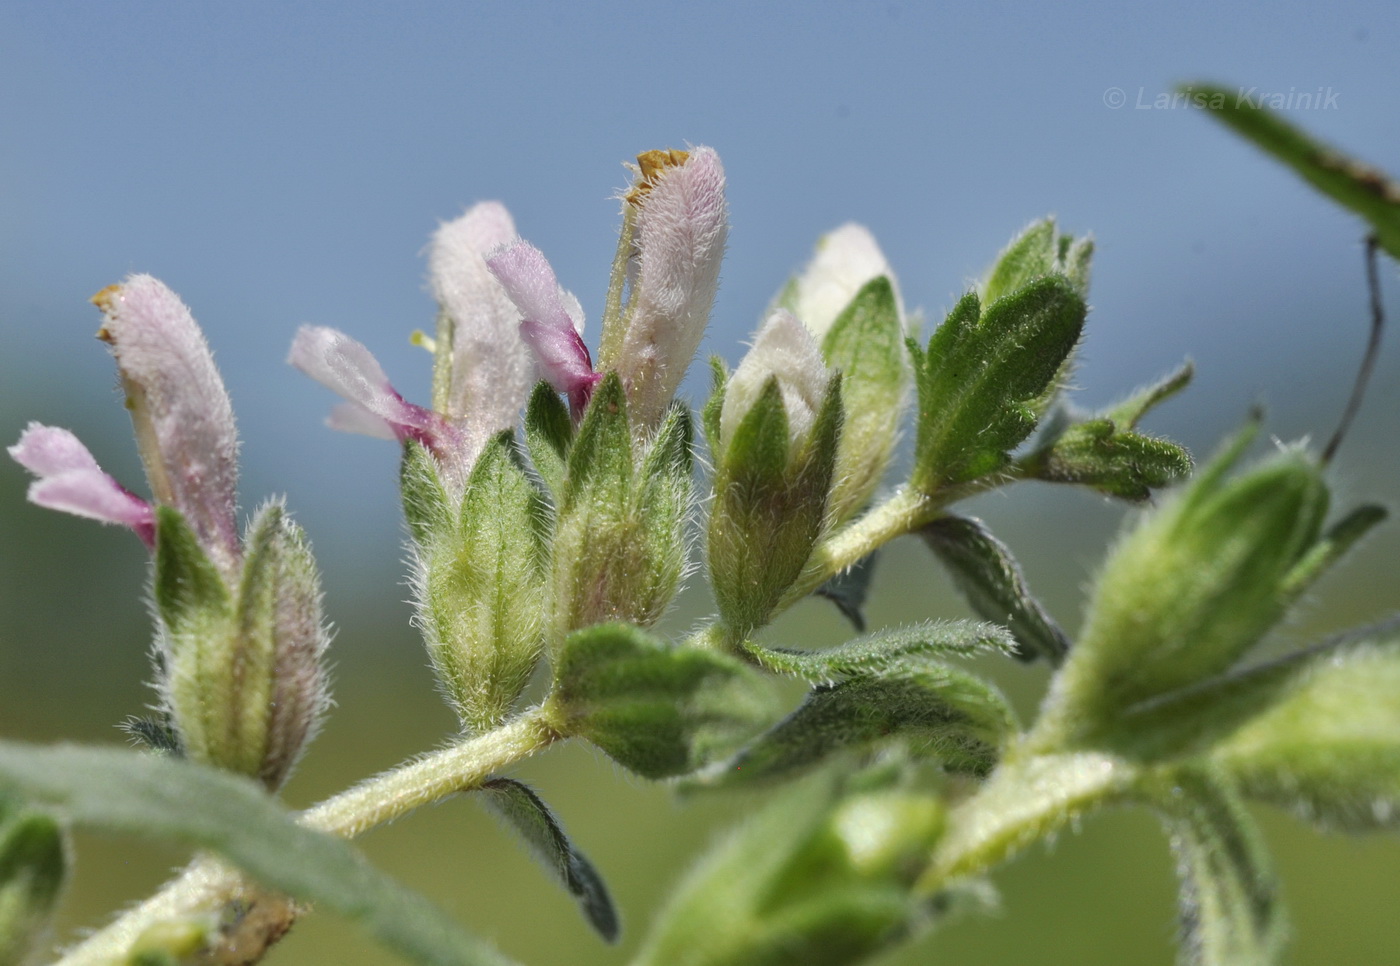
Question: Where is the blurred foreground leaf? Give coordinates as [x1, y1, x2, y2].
[0, 742, 515, 966]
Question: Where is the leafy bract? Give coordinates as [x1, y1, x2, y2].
[704, 667, 1018, 787]
[742, 620, 1016, 680]
[0, 742, 516, 966]
[553, 623, 772, 779]
[1156, 769, 1284, 966]
[478, 779, 619, 942]
[921, 515, 1068, 664]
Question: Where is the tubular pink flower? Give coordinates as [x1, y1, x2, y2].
[611, 146, 729, 431]
[94, 275, 240, 570]
[429, 202, 533, 469]
[8, 423, 155, 547]
[486, 240, 599, 413]
[288, 325, 455, 455]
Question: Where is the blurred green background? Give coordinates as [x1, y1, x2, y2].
[3, 2, 1399, 964]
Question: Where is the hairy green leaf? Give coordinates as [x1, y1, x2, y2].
[478, 779, 618, 943]
[921, 515, 1068, 663]
[400, 440, 451, 546]
[1155, 768, 1284, 966]
[912, 277, 1086, 490]
[743, 620, 1016, 680]
[0, 742, 515, 966]
[1187, 82, 1400, 260]
[553, 623, 773, 779]
[705, 667, 1018, 787]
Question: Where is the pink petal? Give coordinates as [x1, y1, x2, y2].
[94, 275, 239, 567]
[10, 424, 155, 547]
[487, 242, 598, 407]
[288, 325, 452, 450]
[8, 423, 103, 476]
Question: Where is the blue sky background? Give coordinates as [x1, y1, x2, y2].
[3, 3, 1399, 964]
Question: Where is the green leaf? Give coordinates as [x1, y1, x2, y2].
[1020, 417, 1193, 501]
[1278, 503, 1387, 600]
[0, 810, 67, 966]
[478, 779, 619, 943]
[1186, 82, 1400, 260]
[562, 373, 631, 512]
[524, 380, 573, 500]
[982, 219, 1056, 307]
[912, 276, 1086, 490]
[1106, 361, 1195, 429]
[0, 742, 516, 966]
[1110, 617, 1400, 832]
[1018, 362, 1194, 501]
[813, 551, 879, 633]
[1154, 768, 1284, 966]
[700, 355, 728, 456]
[821, 276, 909, 523]
[553, 623, 773, 779]
[704, 667, 1018, 787]
[742, 619, 1016, 680]
[921, 515, 1068, 664]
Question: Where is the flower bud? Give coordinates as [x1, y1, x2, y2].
[485, 240, 598, 414]
[0, 810, 68, 966]
[93, 275, 241, 576]
[601, 147, 728, 432]
[783, 223, 904, 343]
[1043, 427, 1332, 735]
[632, 775, 942, 966]
[708, 311, 842, 634]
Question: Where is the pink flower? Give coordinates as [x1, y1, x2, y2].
[288, 325, 456, 454]
[8, 423, 156, 547]
[486, 240, 599, 414]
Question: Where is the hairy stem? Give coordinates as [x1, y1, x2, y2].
[57, 709, 561, 966]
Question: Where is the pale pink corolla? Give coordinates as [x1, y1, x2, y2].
[8, 422, 156, 547]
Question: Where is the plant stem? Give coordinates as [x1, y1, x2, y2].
[915, 748, 1136, 894]
[56, 709, 561, 966]
[778, 486, 940, 611]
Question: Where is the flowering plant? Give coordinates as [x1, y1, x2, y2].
[1, 88, 1397, 966]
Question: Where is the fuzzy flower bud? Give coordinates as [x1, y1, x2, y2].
[709, 311, 842, 635]
[428, 202, 533, 470]
[720, 310, 831, 462]
[603, 146, 728, 432]
[786, 223, 903, 343]
[94, 275, 240, 574]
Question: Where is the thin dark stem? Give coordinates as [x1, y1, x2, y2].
[1323, 234, 1386, 464]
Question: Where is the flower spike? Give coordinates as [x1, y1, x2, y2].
[8, 423, 156, 546]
